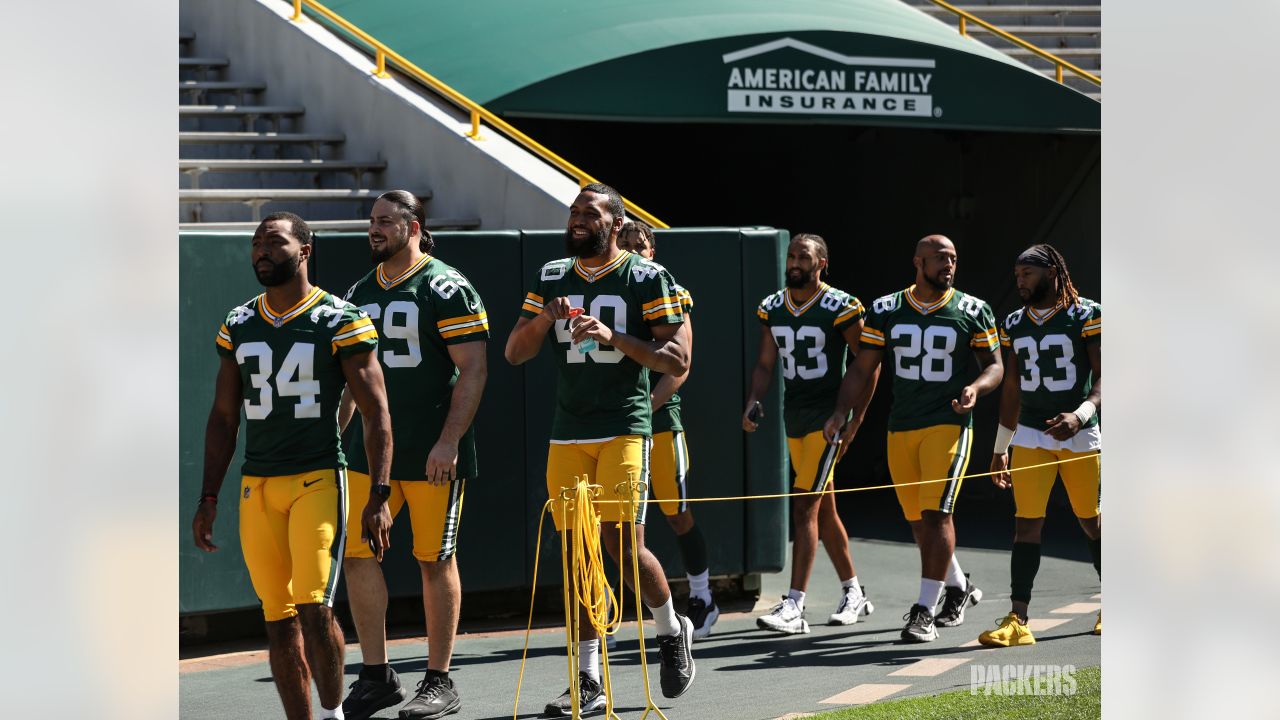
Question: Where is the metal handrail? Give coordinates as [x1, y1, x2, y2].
[288, 0, 669, 228]
[925, 0, 1101, 87]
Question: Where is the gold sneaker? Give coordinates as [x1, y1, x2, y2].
[978, 612, 1036, 647]
[1093, 611, 1101, 635]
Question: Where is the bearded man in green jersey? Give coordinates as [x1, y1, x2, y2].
[506, 184, 695, 716]
[193, 212, 394, 720]
[824, 235, 1003, 643]
[979, 244, 1102, 647]
[337, 192, 489, 720]
[744, 234, 879, 635]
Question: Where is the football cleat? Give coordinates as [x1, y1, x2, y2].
[978, 612, 1036, 648]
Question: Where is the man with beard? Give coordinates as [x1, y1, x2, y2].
[615, 221, 720, 639]
[979, 244, 1102, 647]
[193, 212, 393, 720]
[335, 191, 488, 720]
[744, 234, 878, 634]
[823, 234, 1002, 643]
[505, 183, 695, 716]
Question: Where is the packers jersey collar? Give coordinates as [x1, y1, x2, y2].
[258, 286, 325, 328]
[376, 254, 433, 289]
[1026, 302, 1065, 325]
[573, 250, 629, 283]
[905, 285, 954, 315]
[784, 283, 828, 316]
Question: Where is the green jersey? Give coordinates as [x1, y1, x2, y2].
[519, 251, 685, 441]
[756, 283, 865, 438]
[215, 287, 378, 476]
[999, 298, 1101, 429]
[861, 286, 999, 432]
[343, 255, 489, 480]
[651, 285, 693, 434]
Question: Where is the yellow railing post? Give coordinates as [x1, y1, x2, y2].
[958, 16, 967, 37]
[1056, 64, 1064, 83]
[291, 0, 302, 20]
[373, 50, 390, 78]
[467, 110, 482, 140]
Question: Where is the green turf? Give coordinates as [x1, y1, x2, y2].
[812, 665, 1100, 720]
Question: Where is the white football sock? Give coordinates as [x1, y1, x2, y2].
[316, 705, 345, 720]
[945, 555, 966, 589]
[787, 588, 806, 610]
[842, 576, 862, 599]
[918, 578, 944, 610]
[648, 597, 680, 636]
[687, 570, 712, 603]
[579, 639, 600, 683]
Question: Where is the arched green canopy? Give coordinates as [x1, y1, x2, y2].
[322, 0, 1099, 132]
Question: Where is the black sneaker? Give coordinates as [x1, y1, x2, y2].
[934, 574, 984, 627]
[686, 596, 720, 639]
[399, 673, 460, 719]
[543, 672, 605, 717]
[901, 603, 938, 643]
[657, 614, 696, 699]
[343, 666, 408, 720]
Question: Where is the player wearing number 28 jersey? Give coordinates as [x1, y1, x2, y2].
[826, 235, 1003, 644]
[194, 212, 392, 720]
[745, 234, 877, 635]
[979, 244, 1102, 649]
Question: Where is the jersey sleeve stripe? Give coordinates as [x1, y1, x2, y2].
[440, 324, 489, 340]
[527, 292, 544, 303]
[436, 312, 487, 329]
[1082, 319, 1101, 331]
[862, 326, 885, 339]
[1081, 326, 1101, 338]
[970, 333, 1000, 350]
[333, 318, 375, 341]
[642, 295, 681, 311]
[835, 306, 862, 323]
[642, 300, 683, 318]
[860, 331, 885, 346]
[215, 333, 233, 351]
[332, 327, 378, 351]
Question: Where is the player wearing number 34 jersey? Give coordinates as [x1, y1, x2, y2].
[826, 235, 1004, 644]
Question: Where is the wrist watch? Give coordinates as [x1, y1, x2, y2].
[370, 483, 392, 500]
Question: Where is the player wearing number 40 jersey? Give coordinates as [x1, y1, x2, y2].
[505, 183, 695, 715]
[745, 234, 878, 635]
[193, 212, 393, 720]
[825, 235, 1004, 644]
[338, 192, 486, 720]
[979, 244, 1102, 649]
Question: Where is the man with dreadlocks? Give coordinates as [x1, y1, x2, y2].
[978, 243, 1102, 647]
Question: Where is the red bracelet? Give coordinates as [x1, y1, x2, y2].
[199, 494, 218, 505]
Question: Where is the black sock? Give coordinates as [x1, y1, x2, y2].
[360, 663, 390, 682]
[676, 523, 709, 576]
[426, 668, 449, 683]
[1088, 536, 1101, 577]
[1010, 541, 1041, 607]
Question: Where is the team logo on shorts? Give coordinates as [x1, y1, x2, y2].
[244, 487, 250, 499]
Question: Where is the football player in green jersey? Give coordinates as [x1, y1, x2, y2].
[193, 212, 393, 720]
[616, 221, 720, 639]
[744, 234, 878, 634]
[979, 244, 1102, 648]
[337, 192, 488, 720]
[505, 184, 695, 715]
[824, 235, 1003, 643]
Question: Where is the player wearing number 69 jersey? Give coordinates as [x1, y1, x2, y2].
[745, 234, 878, 635]
[978, 244, 1102, 649]
[193, 212, 393, 720]
[824, 234, 1003, 644]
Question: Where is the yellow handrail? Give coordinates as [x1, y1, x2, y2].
[288, 0, 669, 228]
[925, 0, 1101, 88]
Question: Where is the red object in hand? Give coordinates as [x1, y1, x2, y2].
[568, 308, 585, 318]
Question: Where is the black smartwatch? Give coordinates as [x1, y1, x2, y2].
[370, 483, 392, 500]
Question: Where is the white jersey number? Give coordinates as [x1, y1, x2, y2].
[1012, 334, 1077, 392]
[359, 302, 422, 368]
[890, 324, 957, 382]
[554, 294, 627, 364]
[771, 326, 828, 380]
[236, 342, 321, 419]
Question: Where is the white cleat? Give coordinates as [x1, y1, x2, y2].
[756, 596, 810, 634]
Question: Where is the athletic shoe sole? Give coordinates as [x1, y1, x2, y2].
[692, 605, 720, 639]
[544, 696, 605, 718]
[935, 587, 983, 627]
[347, 687, 408, 720]
[901, 626, 939, 643]
[828, 600, 875, 626]
[399, 695, 461, 720]
[756, 616, 810, 634]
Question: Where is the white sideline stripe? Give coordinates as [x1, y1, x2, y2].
[959, 617, 1073, 647]
[1050, 602, 1102, 614]
[819, 683, 911, 705]
[888, 657, 971, 677]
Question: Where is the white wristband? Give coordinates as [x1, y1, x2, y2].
[993, 424, 1015, 455]
[1072, 400, 1097, 425]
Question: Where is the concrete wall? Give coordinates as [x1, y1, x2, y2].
[180, 0, 578, 229]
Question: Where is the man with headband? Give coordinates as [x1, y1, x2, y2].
[978, 243, 1102, 647]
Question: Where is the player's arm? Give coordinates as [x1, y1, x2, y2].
[341, 348, 394, 560]
[193, 355, 243, 552]
[651, 315, 692, 409]
[742, 328, 777, 432]
[337, 387, 357, 434]
[569, 313, 688, 375]
[823, 346, 883, 443]
[952, 346, 1003, 414]
[426, 341, 488, 485]
[990, 346, 1022, 489]
[505, 296, 572, 365]
[1045, 340, 1101, 440]
[833, 319, 882, 453]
